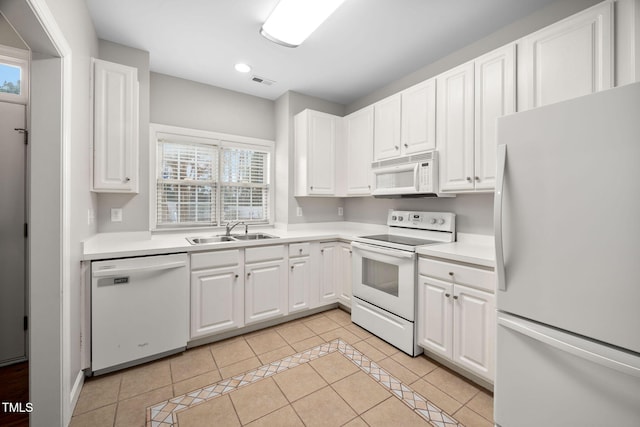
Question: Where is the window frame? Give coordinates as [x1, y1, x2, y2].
[0, 45, 29, 104]
[149, 123, 275, 231]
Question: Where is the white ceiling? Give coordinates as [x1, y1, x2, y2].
[85, 0, 558, 105]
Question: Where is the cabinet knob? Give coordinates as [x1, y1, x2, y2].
[299, 248, 303, 254]
[321, 249, 324, 254]
[124, 177, 131, 182]
[448, 272, 454, 276]
[291, 265, 294, 271]
[475, 176, 480, 181]
[466, 177, 472, 182]
[349, 250, 352, 254]
[395, 146, 399, 150]
[404, 143, 408, 148]
[445, 293, 451, 298]
[368, 185, 371, 189]
[310, 186, 313, 190]
[453, 295, 459, 300]
[247, 272, 251, 277]
[235, 274, 239, 279]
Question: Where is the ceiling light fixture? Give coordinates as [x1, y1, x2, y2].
[234, 63, 252, 73]
[260, 0, 346, 48]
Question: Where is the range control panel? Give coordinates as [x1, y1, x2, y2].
[387, 210, 456, 233]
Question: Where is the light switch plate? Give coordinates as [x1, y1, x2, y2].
[296, 207, 303, 217]
[111, 208, 123, 222]
[338, 207, 343, 216]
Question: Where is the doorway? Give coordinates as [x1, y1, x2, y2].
[0, 101, 27, 366]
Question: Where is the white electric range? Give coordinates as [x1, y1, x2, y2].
[351, 210, 456, 356]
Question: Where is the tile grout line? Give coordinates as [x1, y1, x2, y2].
[145, 339, 464, 427]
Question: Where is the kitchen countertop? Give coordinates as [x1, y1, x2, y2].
[83, 223, 496, 266]
[82, 222, 388, 261]
[416, 233, 496, 268]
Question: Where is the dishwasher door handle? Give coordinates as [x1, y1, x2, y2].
[92, 260, 187, 278]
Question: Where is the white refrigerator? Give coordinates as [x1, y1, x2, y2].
[493, 82, 640, 426]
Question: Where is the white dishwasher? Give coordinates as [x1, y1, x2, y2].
[91, 253, 189, 374]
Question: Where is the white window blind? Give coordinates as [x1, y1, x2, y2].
[155, 137, 271, 228]
[157, 141, 218, 227]
[220, 147, 269, 223]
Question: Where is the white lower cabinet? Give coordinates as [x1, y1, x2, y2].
[319, 242, 339, 304]
[190, 250, 244, 338]
[337, 242, 352, 307]
[288, 243, 312, 313]
[418, 257, 495, 382]
[245, 245, 288, 324]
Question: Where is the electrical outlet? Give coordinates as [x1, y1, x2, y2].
[296, 207, 303, 217]
[338, 207, 343, 216]
[111, 208, 123, 222]
[87, 209, 95, 225]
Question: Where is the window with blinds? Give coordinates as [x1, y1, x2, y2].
[155, 136, 271, 228]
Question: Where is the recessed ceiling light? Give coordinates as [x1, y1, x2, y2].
[261, 0, 346, 48]
[234, 63, 251, 73]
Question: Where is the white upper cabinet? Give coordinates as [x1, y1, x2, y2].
[437, 61, 475, 192]
[373, 94, 402, 161]
[474, 44, 516, 190]
[92, 58, 139, 193]
[373, 81, 437, 162]
[438, 44, 516, 192]
[344, 106, 374, 195]
[294, 109, 340, 196]
[518, 1, 613, 111]
[401, 78, 437, 155]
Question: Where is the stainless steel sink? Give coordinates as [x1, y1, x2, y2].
[231, 233, 278, 240]
[186, 235, 236, 245]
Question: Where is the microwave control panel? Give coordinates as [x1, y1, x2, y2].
[417, 162, 434, 192]
[387, 210, 455, 233]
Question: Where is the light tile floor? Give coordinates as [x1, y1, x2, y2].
[71, 308, 493, 427]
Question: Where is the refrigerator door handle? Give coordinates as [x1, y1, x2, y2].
[494, 144, 507, 291]
[498, 314, 640, 379]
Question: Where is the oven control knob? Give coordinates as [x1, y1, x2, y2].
[398, 216, 404, 221]
[429, 218, 437, 224]
[438, 218, 445, 225]
[392, 216, 397, 220]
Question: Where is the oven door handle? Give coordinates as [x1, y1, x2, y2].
[351, 241, 415, 259]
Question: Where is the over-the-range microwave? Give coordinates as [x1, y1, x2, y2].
[371, 151, 454, 198]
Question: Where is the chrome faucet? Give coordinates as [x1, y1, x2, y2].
[225, 221, 245, 236]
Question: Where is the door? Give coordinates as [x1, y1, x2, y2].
[319, 242, 338, 304]
[351, 242, 416, 320]
[245, 260, 287, 324]
[517, 2, 613, 111]
[401, 79, 436, 155]
[474, 44, 516, 190]
[289, 256, 310, 313]
[495, 83, 640, 353]
[496, 312, 640, 427]
[191, 265, 243, 338]
[417, 276, 452, 359]
[345, 107, 373, 195]
[0, 102, 26, 365]
[437, 61, 475, 191]
[453, 285, 494, 380]
[308, 111, 336, 195]
[373, 94, 401, 161]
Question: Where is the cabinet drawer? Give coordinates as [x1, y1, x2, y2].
[289, 242, 311, 258]
[191, 249, 241, 270]
[246, 245, 285, 264]
[419, 257, 495, 293]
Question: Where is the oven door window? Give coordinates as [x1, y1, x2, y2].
[362, 258, 399, 296]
